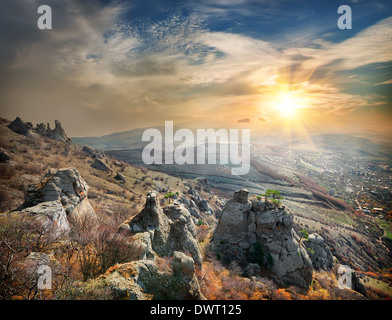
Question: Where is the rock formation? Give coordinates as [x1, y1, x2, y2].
[82, 145, 106, 159]
[43, 120, 69, 142]
[304, 233, 334, 270]
[91, 158, 111, 172]
[212, 189, 313, 289]
[87, 251, 205, 300]
[8, 117, 31, 136]
[20, 168, 97, 232]
[114, 172, 126, 182]
[7, 117, 69, 142]
[121, 192, 202, 268]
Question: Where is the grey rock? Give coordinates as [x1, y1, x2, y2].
[44, 120, 69, 142]
[233, 189, 249, 203]
[352, 272, 367, 297]
[8, 117, 31, 136]
[180, 197, 190, 207]
[22, 201, 70, 232]
[304, 233, 334, 270]
[127, 192, 202, 268]
[91, 158, 111, 171]
[21, 168, 97, 230]
[212, 190, 313, 289]
[115, 172, 126, 182]
[198, 199, 213, 215]
[189, 207, 202, 219]
[82, 145, 105, 159]
[90, 252, 204, 300]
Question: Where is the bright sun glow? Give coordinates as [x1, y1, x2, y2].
[273, 91, 306, 119]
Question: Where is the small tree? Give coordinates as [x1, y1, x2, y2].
[261, 189, 284, 206]
[164, 192, 175, 204]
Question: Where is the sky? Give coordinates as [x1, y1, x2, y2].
[0, 0, 391, 138]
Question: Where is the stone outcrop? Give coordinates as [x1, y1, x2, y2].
[20, 168, 97, 232]
[304, 233, 334, 270]
[212, 189, 313, 289]
[82, 145, 106, 159]
[43, 120, 69, 142]
[91, 158, 111, 172]
[121, 192, 202, 268]
[114, 172, 126, 182]
[87, 251, 204, 300]
[8, 117, 31, 136]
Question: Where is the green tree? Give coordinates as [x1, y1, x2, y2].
[164, 192, 175, 204]
[261, 189, 284, 206]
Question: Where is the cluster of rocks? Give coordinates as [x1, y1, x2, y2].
[7, 117, 70, 142]
[184, 181, 214, 216]
[19, 168, 97, 232]
[90, 251, 204, 300]
[100, 191, 205, 300]
[120, 192, 203, 268]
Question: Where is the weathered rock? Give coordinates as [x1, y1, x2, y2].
[304, 233, 334, 270]
[180, 196, 190, 207]
[188, 207, 202, 219]
[164, 205, 202, 268]
[44, 120, 69, 142]
[115, 172, 126, 182]
[352, 272, 367, 297]
[21, 200, 70, 232]
[126, 192, 202, 268]
[233, 189, 249, 203]
[21, 168, 97, 230]
[198, 199, 214, 215]
[91, 158, 111, 172]
[82, 145, 105, 159]
[87, 251, 204, 300]
[212, 190, 313, 289]
[8, 117, 31, 136]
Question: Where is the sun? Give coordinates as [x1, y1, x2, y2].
[273, 91, 306, 119]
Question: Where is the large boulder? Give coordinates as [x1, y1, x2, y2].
[124, 192, 202, 268]
[212, 189, 313, 289]
[20, 168, 97, 231]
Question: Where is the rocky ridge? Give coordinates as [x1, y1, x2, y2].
[8, 117, 70, 142]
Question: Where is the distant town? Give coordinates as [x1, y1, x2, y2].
[294, 152, 392, 220]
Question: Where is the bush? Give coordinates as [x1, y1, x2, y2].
[69, 216, 142, 281]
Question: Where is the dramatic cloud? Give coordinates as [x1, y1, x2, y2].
[0, 0, 391, 136]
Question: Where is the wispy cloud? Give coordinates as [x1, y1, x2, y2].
[0, 0, 391, 136]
